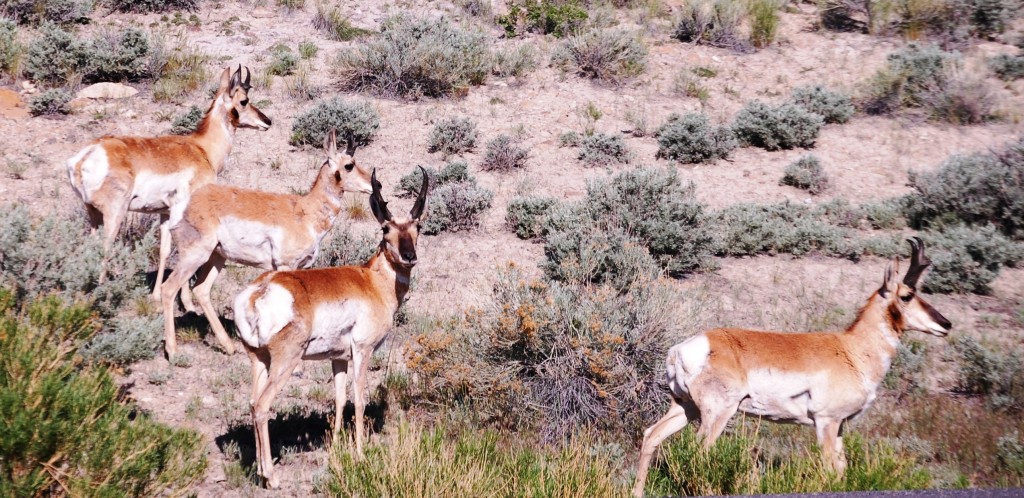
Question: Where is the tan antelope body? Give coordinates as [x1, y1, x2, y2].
[632, 239, 952, 497]
[65, 67, 271, 303]
[160, 131, 372, 357]
[233, 169, 428, 488]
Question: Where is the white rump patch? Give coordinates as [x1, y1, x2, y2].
[233, 285, 260, 348]
[249, 283, 294, 347]
[66, 145, 107, 203]
[666, 334, 711, 397]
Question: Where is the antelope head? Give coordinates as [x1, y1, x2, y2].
[370, 167, 429, 268]
[216, 65, 272, 131]
[320, 128, 372, 195]
[878, 237, 952, 337]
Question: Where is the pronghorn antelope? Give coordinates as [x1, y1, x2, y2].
[232, 169, 428, 488]
[65, 66, 272, 304]
[159, 130, 372, 357]
[632, 238, 952, 498]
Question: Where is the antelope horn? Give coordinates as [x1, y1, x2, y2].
[243, 66, 252, 89]
[410, 166, 429, 220]
[369, 169, 392, 223]
[902, 237, 931, 289]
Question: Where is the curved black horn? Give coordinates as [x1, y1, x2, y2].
[410, 165, 429, 220]
[230, 65, 242, 89]
[345, 131, 356, 157]
[902, 237, 931, 288]
[369, 169, 392, 223]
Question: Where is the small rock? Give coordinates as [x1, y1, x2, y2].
[67, 98, 92, 112]
[492, 80, 508, 88]
[202, 396, 215, 406]
[76, 82, 138, 100]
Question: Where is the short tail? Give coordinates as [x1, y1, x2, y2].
[233, 274, 294, 349]
[65, 144, 98, 200]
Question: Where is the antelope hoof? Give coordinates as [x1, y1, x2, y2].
[262, 472, 280, 489]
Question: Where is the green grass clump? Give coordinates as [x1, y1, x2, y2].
[312, 1, 371, 41]
[335, 14, 490, 98]
[0, 290, 207, 496]
[290, 97, 379, 147]
[266, 44, 298, 76]
[496, 0, 587, 38]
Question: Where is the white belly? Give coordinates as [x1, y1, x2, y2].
[737, 369, 824, 424]
[216, 218, 284, 268]
[130, 170, 194, 212]
[304, 301, 366, 359]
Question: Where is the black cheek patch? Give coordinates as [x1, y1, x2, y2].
[335, 171, 342, 182]
[230, 108, 240, 121]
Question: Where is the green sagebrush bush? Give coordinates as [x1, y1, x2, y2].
[290, 97, 379, 147]
[335, 14, 490, 98]
[105, 0, 199, 12]
[428, 116, 478, 157]
[882, 339, 929, 395]
[782, 154, 829, 195]
[545, 167, 716, 279]
[791, 85, 855, 124]
[0, 18, 22, 79]
[711, 202, 859, 259]
[655, 112, 736, 164]
[397, 162, 492, 234]
[989, 54, 1024, 80]
[404, 264, 675, 440]
[26, 23, 153, 86]
[80, 314, 162, 365]
[674, 0, 748, 51]
[4, 0, 92, 25]
[950, 335, 1024, 412]
[315, 222, 380, 267]
[506, 196, 557, 240]
[266, 43, 297, 76]
[645, 427, 930, 496]
[481, 134, 529, 172]
[325, 418, 624, 497]
[0, 290, 206, 496]
[28, 88, 70, 116]
[578, 132, 630, 166]
[492, 43, 538, 78]
[905, 139, 1024, 239]
[732, 101, 824, 151]
[920, 224, 1023, 294]
[496, 0, 587, 38]
[170, 104, 203, 135]
[551, 28, 647, 83]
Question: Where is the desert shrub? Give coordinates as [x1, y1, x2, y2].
[559, 130, 582, 147]
[546, 167, 715, 277]
[861, 43, 993, 123]
[335, 14, 490, 98]
[860, 198, 908, 229]
[25, 24, 154, 85]
[790, 85, 855, 124]
[0, 205, 155, 318]
[551, 28, 647, 83]
[399, 162, 492, 234]
[27, 88, 70, 116]
[989, 54, 1024, 80]
[290, 97, 379, 147]
[298, 40, 318, 59]
[997, 432, 1024, 478]
[673, 0, 748, 51]
[266, 44, 297, 76]
[951, 335, 1023, 412]
[105, 0, 199, 12]
[495, 0, 587, 38]
[882, 339, 929, 394]
[325, 419, 624, 497]
[491, 43, 537, 78]
[711, 202, 858, 259]
[506, 196, 557, 240]
[428, 117, 478, 157]
[312, 2, 370, 41]
[578, 132, 630, 166]
[655, 112, 736, 164]
[749, 0, 783, 48]
[542, 216, 662, 290]
[80, 314, 161, 365]
[904, 140, 1024, 239]
[0, 291, 207, 496]
[4, 0, 92, 25]
[819, 0, 1010, 42]
[406, 264, 676, 439]
[922, 224, 1023, 294]
[732, 101, 824, 150]
[645, 428, 929, 496]
[782, 155, 829, 195]
[315, 223, 379, 267]
[170, 104, 203, 135]
[397, 161, 470, 198]
[481, 134, 529, 172]
[457, 0, 493, 17]
[0, 18, 21, 79]
[151, 40, 209, 102]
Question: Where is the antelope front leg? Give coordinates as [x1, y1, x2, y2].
[352, 353, 371, 457]
[633, 401, 691, 498]
[815, 417, 844, 477]
[151, 215, 172, 303]
[331, 360, 349, 444]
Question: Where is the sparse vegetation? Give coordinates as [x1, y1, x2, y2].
[989, 53, 1024, 81]
[578, 132, 630, 166]
[496, 0, 588, 38]
[655, 112, 736, 164]
[782, 155, 829, 195]
[290, 97, 379, 147]
[398, 162, 493, 235]
[791, 85, 855, 124]
[335, 14, 491, 98]
[481, 134, 529, 172]
[28, 88, 70, 116]
[427, 117, 478, 157]
[506, 196, 557, 240]
[312, 1, 370, 41]
[170, 105, 203, 135]
[266, 43, 298, 76]
[732, 101, 824, 151]
[551, 27, 647, 82]
[151, 38, 209, 102]
[106, 0, 199, 13]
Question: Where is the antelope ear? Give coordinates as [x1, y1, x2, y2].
[369, 169, 392, 224]
[879, 258, 899, 298]
[324, 128, 338, 158]
[229, 65, 242, 91]
[345, 132, 357, 157]
[218, 66, 233, 93]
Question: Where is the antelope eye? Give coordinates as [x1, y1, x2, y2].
[345, 163, 354, 172]
[900, 294, 914, 303]
[382, 226, 390, 234]
[240, 98, 249, 107]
